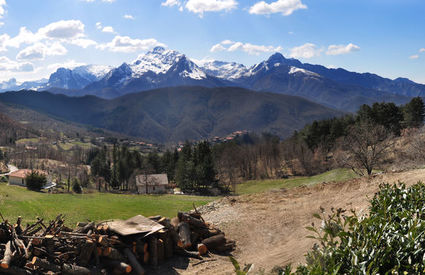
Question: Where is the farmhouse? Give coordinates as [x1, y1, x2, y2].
[9, 169, 47, 187]
[135, 174, 169, 194]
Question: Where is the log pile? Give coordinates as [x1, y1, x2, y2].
[0, 210, 234, 274]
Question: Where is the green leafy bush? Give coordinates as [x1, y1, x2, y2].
[290, 182, 425, 274]
[26, 171, 47, 191]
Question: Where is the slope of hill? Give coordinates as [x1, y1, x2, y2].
[0, 87, 343, 143]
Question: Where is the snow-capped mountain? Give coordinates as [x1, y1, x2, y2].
[82, 47, 224, 98]
[47, 65, 112, 90]
[4, 47, 424, 111]
[196, 60, 248, 80]
[0, 78, 48, 92]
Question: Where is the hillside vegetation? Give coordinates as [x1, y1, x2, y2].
[0, 87, 342, 143]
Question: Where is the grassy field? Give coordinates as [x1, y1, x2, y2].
[237, 168, 359, 195]
[0, 184, 216, 226]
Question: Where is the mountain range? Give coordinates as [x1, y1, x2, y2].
[0, 47, 421, 111]
[0, 87, 342, 143]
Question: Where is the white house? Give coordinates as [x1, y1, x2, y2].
[135, 174, 169, 194]
[9, 169, 47, 187]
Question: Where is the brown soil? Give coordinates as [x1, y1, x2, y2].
[151, 168, 425, 274]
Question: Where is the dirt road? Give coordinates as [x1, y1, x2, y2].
[171, 168, 425, 274]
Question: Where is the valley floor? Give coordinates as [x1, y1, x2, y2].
[169, 168, 425, 274]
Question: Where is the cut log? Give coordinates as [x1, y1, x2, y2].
[197, 243, 208, 256]
[123, 248, 145, 275]
[103, 247, 124, 261]
[148, 236, 158, 266]
[32, 256, 60, 272]
[0, 265, 32, 274]
[62, 264, 92, 275]
[178, 222, 191, 248]
[104, 260, 132, 274]
[164, 233, 173, 259]
[170, 217, 180, 228]
[157, 239, 165, 264]
[201, 234, 226, 251]
[1, 241, 14, 269]
[143, 252, 149, 264]
[174, 247, 202, 260]
[79, 239, 96, 266]
[178, 212, 206, 229]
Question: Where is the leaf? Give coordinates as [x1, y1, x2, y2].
[243, 264, 253, 273]
[229, 256, 241, 271]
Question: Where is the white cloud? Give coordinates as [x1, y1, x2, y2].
[210, 43, 226, 52]
[0, 0, 6, 18]
[0, 33, 9, 51]
[102, 26, 115, 33]
[69, 38, 97, 48]
[16, 42, 67, 61]
[162, 0, 181, 7]
[162, 0, 237, 16]
[96, 22, 102, 29]
[186, 0, 237, 16]
[97, 35, 165, 53]
[409, 55, 419, 60]
[289, 43, 322, 59]
[0, 56, 34, 72]
[419, 48, 425, 53]
[326, 43, 360, 56]
[123, 14, 135, 20]
[38, 20, 85, 39]
[5, 27, 39, 48]
[47, 60, 87, 71]
[210, 40, 282, 55]
[249, 0, 306, 16]
[0, 0, 6, 24]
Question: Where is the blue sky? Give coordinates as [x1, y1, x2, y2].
[0, 0, 424, 83]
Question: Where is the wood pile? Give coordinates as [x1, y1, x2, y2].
[0, 210, 235, 274]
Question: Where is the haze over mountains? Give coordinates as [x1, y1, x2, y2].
[0, 47, 420, 112]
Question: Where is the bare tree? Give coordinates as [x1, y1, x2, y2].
[340, 122, 393, 176]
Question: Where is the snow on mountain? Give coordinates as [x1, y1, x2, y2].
[289, 66, 320, 77]
[0, 78, 48, 92]
[47, 65, 112, 90]
[131, 46, 183, 77]
[73, 65, 113, 80]
[197, 60, 248, 80]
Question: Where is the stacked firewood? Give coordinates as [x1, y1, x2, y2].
[0, 211, 234, 274]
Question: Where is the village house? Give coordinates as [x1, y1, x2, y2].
[8, 169, 48, 187]
[135, 174, 169, 194]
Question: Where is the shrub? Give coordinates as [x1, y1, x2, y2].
[26, 171, 47, 191]
[72, 178, 82, 194]
[290, 182, 425, 274]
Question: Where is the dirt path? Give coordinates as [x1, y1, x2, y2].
[169, 168, 425, 274]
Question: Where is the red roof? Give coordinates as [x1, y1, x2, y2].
[9, 169, 47, 179]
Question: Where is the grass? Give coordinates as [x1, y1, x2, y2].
[0, 184, 216, 226]
[16, 137, 44, 144]
[237, 168, 359, 195]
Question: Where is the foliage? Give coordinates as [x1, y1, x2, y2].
[72, 178, 82, 194]
[296, 97, 425, 152]
[175, 141, 217, 194]
[25, 170, 47, 191]
[402, 97, 425, 128]
[291, 182, 425, 274]
[229, 256, 253, 275]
